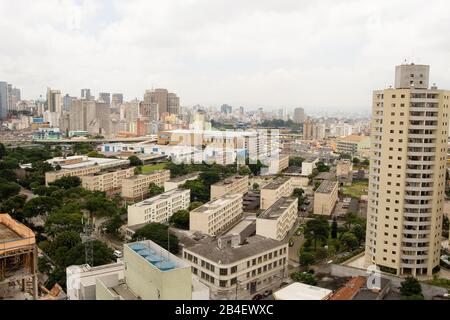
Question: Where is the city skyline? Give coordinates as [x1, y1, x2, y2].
[1, 0, 450, 110]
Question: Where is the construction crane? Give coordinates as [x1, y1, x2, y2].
[81, 216, 94, 267]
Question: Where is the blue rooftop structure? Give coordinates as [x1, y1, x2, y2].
[128, 241, 182, 271]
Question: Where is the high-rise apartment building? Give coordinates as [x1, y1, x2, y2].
[46, 88, 62, 113]
[293, 107, 305, 124]
[81, 88, 92, 100]
[111, 93, 123, 107]
[365, 63, 449, 277]
[0, 81, 8, 119]
[98, 92, 111, 106]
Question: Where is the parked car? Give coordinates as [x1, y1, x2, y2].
[252, 294, 263, 300]
[113, 250, 123, 258]
[263, 290, 273, 297]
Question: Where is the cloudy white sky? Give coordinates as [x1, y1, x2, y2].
[1, 0, 450, 111]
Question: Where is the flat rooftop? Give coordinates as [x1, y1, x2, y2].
[303, 157, 318, 163]
[169, 172, 199, 183]
[258, 197, 297, 220]
[184, 235, 284, 264]
[274, 282, 332, 300]
[225, 217, 256, 235]
[125, 170, 168, 180]
[262, 177, 291, 190]
[131, 188, 189, 208]
[212, 175, 246, 186]
[191, 194, 242, 214]
[46, 156, 129, 170]
[316, 180, 338, 194]
[0, 223, 21, 242]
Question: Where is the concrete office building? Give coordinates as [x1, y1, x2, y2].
[365, 63, 449, 277]
[190, 194, 243, 236]
[183, 235, 289, 300]
[127, 188, 190, 226]
[99, 92, 111, 106]
[210, 175, 249, 200]
[293, 107, 305, 124]
[164, 173, 199, 192]
[336, 135, 371, 155]
[111, 93, 123, 107]
[81, 89, 92, 100]
[81, 167, 135, 193]
[121, 170, 171, 201]
[313, 180, 339, 215]
[260, 177, 294, 210]
[256, 197, 298, 241]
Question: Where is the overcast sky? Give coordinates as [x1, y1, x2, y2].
[1, 0, 450, 112]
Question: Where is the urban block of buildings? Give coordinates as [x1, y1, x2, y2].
[121, 170, 171, 201]
[127, 188, 190, 227]
[256, 197, 298, 241]
[210, 175, 249, 200]
[189, 194, 243, 236]
[260, 177, 294, 210]
[313, 180, 339, 215]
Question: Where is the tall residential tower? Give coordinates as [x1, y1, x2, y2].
[365, 63, 449, 277]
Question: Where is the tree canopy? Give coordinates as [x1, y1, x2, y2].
[132, 223, 179, 254]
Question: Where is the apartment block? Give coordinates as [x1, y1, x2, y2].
[336, 135, 370, 155]
[256, 197, 298, 241]
[45, 166, 101, 185]
[183, 235, 289, 300]
[301, 157, 319, 176]
[127, 188, 190, 226]
[365, 63, 449, 277]
[336, 159, 353, 177]
[164, 173, 199, 192]
[121, 170, 170, 201]
[190, 194, 243, 236]
[210, 175, 249, 200]
[313, 180, 339, 215]
[260, 177, 294, 210]
[81, 167, 135, 193]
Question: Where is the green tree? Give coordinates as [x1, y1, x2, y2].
[86, 151, 105, 158]
[23, 196, 60, 218]
[248, 160, 266, 176]
[238, 166, 251, 176]
[252, 182, 259, 191]
[299, 251, 315, 267]
[199, 171, 221, 186]
[148, 182, 164, 197]
[289, 157, 305, 167]
[188, 201, 204, 211]
[50, 176, 81, 189]
[128, 155, 143, 167]
[304, 216, 330, 250]
[0, 182, 21, 201]
[293, 188, 305, 207]
[340, 232, 358, 251]
[0, 143, 7, 159]
[181, 180, 209, 202]
[291, 272, 317, 285]
[351, 224, 365, 245]
[361, 159, 370, 166]
[331, 217, 338, 239]
[104, 214, 124, 236]
[400, 276, 423, 299]
[316, 162, 330, 172]
[352, 157, 360, 164]
[134, 166, 142, 175]
[132, 223, 179, 254]
[1, 195, 27, 220]
[169, 209, 190, 229]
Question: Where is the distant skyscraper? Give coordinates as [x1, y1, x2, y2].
[145, 88, 180, 120]
[99, 92, 111, 106]
[46, 88, 62, 113]
[168, 92, 180, 115]
[293, 107, 305, 124]
[70, 99, 110, 135]
[0, 82, 8, 119]
[221, 104, 232, 114]
[112, 93, 123, 107]
[365, 63, 449, 277]
[62, 94, 76, 111]
[303, 119, 313, 140]
[141, 92, 159, 122]
[81, 89, 92, 100]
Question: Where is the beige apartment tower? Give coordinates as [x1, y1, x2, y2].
[365, 63, 449, 277]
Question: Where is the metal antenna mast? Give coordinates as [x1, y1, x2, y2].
[81, 216, 94, 267]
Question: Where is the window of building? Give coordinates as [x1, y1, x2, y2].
[219, 280, 227, 288]
[220, 268, 228, 276]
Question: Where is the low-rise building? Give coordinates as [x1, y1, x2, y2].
[127, 188, 190, 226]
[183, 235, 289, 300]
[190, 194, 243, 236]
[336, 159, 353, 177]
[313, 180, 339, 215]
[164, 173, 199, 192]
[121, 170, 171, 201]
[273, 282, 332, 300]
[260, 177, 293, 210]
[45, 165, 101, 185]
[81, 167, 135, 193]
[210, 175, 249, 200]
[262, 153, 289, 175]
[256, 197, 298, 241]
[336, 135, 370, 155]
[301, 157, 319, 176]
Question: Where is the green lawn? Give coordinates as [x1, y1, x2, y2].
[141, 163, 168, 173]
[341, 181, 368, 198]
